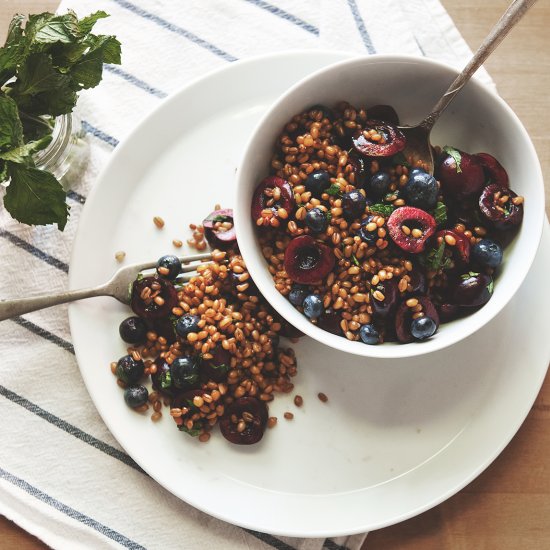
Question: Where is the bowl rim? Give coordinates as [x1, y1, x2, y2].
[234, 53, 545, 359]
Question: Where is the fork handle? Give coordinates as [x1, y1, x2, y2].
[0, 285, 109, 322]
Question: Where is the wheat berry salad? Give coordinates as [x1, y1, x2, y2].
[112, 218, 307, 445]
[251, 102, 524, 345]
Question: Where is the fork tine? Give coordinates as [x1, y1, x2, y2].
[136, 252, 213, 272]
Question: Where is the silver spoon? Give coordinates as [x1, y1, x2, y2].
[400, 0, 538, 174]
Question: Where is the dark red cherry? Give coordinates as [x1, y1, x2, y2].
[352, 120, 406, 157]
[387, 207, 436, 254]
[251, 176, 294, 226]
[278, 320, 304, 339]
[348, 154, 370, 189]
[203, 208, 236, 249]
[171, 389, 208, 436]
[151, 358, 178, 398]
[201, 345, 231, 382]
[438, 303, 460, 323]
[395, 296, 439, 343]
[371, 279, 399, 318]
[476, 152, 509, 188]
[219, 397, 268, 445]
[131, 277, 178, 320]
[146, 317, 176, 344]
[435, 146, 485, 198]
[479, 184, 524, 230]
[435, 229, 470, 264]
[317, 309, 342, 335]
[451, 272, 494, 307]
[367, 105, 400, 125]
[406, 270, 427, 295]
[284, 235, 335, 284]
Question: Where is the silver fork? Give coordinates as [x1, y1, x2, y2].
[0, 252, 212, 322]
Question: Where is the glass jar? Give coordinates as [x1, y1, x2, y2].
[33, 111, 89, 191]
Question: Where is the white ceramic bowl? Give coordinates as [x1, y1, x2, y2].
[235, 54, 545, 359]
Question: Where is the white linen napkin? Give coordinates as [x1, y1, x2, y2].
[0, 1, 495, 549]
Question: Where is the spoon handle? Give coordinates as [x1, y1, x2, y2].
[421, 0, 538, 130]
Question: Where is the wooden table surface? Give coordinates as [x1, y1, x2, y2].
[0, 1, 548, 548]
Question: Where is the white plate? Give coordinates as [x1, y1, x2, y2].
[69, 51, 550, 537]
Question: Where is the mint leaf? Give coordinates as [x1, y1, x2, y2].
[0, 161, 8, 182]
[0, 15, 25, 84]
[0, 134, 52, 163]
[487, 279, 494, 295]
[11, 52, 71, 96]
[160, 370, 172, 390]
[420, 241, 452, 271]
[78, 11, 110, 34]
[69, 35, 121, 90]
[325, 183, 341, 196]
[9, 53, 77, 116]
[23, 86, 77, 117]
[0, 95, 23, 150]
[25, 12, 80, 46]
[4, 163, 69, 229]
[368, 203, 394, 217]
[351, 254, 360, 267]
[432, 201, 447, 225]
[178, 424, 202, 437]
[443, 145, 462, 173]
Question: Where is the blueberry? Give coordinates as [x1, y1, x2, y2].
[302, 294, 323, 319]
[288, 284, 309, 306]
[115, 355, 144, 384]
[342, 190, 367, 220]
[404, 170, 438, 209]
[175, 314, 200, 337]
[471, 239, 503, 268]
[359, 324, 379, 345]
[410, 316, 437, 340]
[119, 316, 147, 344]
[368, 171, 391, 198]
[156, 255, 181, 280]
[408, 168, 425, 178]
[305, 170, 330, 198]
[124, 385, 149, 408]
[358, 215, 378, 244]
[170, 356, 199, 389]
[305, 207, 328, 233]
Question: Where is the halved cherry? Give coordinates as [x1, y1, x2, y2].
[203, 208, 236, 249]
[371, 279, 399, 318]
[219, 397, 268, 445]
[435, 229, 470, 264]
[476, 152, 509, 188]
[387, 207, 436, 254]
[131, 276, 178, 320]
[435, 146, 485, 198]
[367, 105, 400, 125]
[479, 184, 524, 230]
[395, 296, 439, 343]
[352, 120, 406, 157]
[251, 176, 294, 227]
[283, 235, 335, 284]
